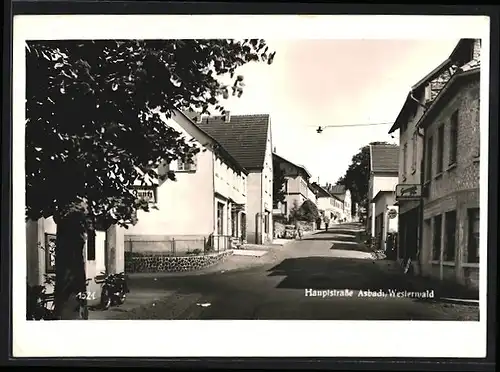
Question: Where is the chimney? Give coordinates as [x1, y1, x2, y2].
[273, 146, 276, 153]
[224, 111, 231, 122]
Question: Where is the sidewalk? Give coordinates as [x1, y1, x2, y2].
[374, 260, 479, 304]
[88, 290, 203, 320]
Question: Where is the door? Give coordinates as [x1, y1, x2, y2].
[217, 202, 224, 236]
[240, 213, 246, 241]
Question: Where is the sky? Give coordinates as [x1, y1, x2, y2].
[218, 39, 461, 185]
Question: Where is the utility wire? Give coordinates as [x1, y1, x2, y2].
[310, 122, 393, 129]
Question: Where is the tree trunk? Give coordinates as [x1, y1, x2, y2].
[54, 204, 89, 320]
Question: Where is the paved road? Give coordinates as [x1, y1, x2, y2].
[95, 224, 479, 321]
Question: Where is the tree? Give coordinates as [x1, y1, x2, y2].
[26, 39, 276, 319]
[296, 200, 320, 223]
[336, 141, 393, 219]
[272, 158, 286, 208]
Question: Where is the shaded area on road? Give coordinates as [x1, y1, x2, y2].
[267, 256, 414, 291]
[304, 228, 373, 253]
[89, 222, 479, 321]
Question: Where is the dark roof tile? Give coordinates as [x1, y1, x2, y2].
[196, 114, 270, 170]
[370, 145, 400, 173]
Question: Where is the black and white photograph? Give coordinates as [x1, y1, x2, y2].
[13, 14, 489, 358]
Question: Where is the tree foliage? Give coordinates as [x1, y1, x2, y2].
[26, 39, 276, 226]
[296, 199, 320, 223]
[26, 39, 275, 318]
[272, 157, 286, 207]
[336, 141, 393, 217]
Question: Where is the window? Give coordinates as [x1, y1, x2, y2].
[412, 132, 418, 171]
[231, 211, 237, 237]
[87, 229, 96, 261]
[178, 152, 197, 172]
[467, 208, 480, 263]
[264, 212, 269, 233]
[217, 202, 224, 235]
[432, 215, 442, 261]
[45, 233, 56, 274]
[444, 211, 457, 262]
[402, 143, 408, 176]
[437, 125, 444, 173]
[449, 110, 459, 165]
[426, 136, 433, 181]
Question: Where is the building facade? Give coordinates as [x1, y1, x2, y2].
[26, 217, 117, 306]
[310, 182, 344, 227]
[272, 153, 313, 219]
[367, 145, 399, 237]
[326, 184, 353, 222]
[372, 191, 398, 251]
[418, 67, 480, 290]
[388, 38, 481, 268]
[125, 110, 248, 254]
[198, 113, 274, 244]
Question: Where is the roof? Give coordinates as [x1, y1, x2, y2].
[329, 185, 345, 194]
[176, 111, 248, 175]
[370, 144, 400, 173]
[416, 67, 480, 130]
[371, 190, 394, 203]
[194, 113, 271, 170]
[310, 182, 332, 198]
[273, 153, 312, 179]
[388, 38, 477, 134]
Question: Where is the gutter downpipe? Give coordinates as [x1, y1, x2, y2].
[410, 88, 427, 278]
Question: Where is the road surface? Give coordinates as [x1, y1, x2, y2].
[94, 223, 479, 321]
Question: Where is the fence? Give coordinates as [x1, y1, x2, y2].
[124, 235, 237, 273]
[124, 235, 236, 257]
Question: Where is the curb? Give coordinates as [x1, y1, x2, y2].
[415, 297, 480, 307]
[406, 277, 479, 306]
[438, 297, 480, 306]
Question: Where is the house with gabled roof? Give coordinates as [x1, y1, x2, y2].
[195, 111, 274, 244]
[310, 182, 344, 227]
[417, 60, 480, 291]
[121, 109, 249, 259]
[388, 38, 481, 275]
[368, 144, 399, 240]
[326, 184, 353, 222]
[272, 152, 315, 220]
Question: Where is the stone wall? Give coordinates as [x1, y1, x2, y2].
[125, 250, 233, 273]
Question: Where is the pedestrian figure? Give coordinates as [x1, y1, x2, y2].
[294, 220, 303, 240]
[316, 217, 322, 230]
[324, 214, 331, 232]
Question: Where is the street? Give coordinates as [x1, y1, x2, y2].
[92, 224, 479, 321]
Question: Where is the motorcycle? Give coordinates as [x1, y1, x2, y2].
[97, 272, 130, 310]
[26, 284, 58, 320]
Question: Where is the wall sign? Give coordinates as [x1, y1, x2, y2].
[133, 186, 157, 204]
[395, 184, 422, 201]
[387, 209, 398, 219]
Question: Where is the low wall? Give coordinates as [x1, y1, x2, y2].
[125, 250, 233, 273]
